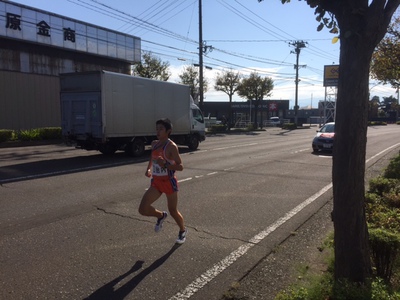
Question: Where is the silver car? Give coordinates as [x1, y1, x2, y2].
[312, 122, 335, 152]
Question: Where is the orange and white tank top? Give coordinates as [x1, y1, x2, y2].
[151, 139, 176, 177]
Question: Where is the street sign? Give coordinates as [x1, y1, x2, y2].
[324, 65, 339, 87]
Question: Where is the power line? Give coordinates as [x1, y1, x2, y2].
[63, 0, 337, 91]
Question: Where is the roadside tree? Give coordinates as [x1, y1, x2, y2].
[258, 0, 400, 287]
[368, 96, 380, 119]
[132, 52, 170, 81]
[237, 72, 273, 128]
[381, 95, 399, 119]
[214, 70, 241, 129]
[179, 65, 208, 104]
[371, 14, 400, 92]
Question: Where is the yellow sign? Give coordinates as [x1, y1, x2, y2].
[324, 65, 339, 87]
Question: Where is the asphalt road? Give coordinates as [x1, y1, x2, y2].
[1, 125, 399, 300]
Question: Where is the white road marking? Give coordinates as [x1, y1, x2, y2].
[224, 167, 235, 171]
[178, 177, 193, 183]
[169, 183, 333, 300]
[366, 143, 400, 163]
[212, 142, 258, 151]
[293, 148, 310, 153]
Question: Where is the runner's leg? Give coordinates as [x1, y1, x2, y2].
[139, 186, 163, 219]
[166, 192, 185, 231]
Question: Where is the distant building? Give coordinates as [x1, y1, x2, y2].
[0, 0, 141, 130]
[202, 100, 290, 126]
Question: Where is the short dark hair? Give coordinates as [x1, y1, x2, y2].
[156, 118, 173, 132]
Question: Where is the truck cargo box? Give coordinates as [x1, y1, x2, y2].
[60, 71, 205, 156]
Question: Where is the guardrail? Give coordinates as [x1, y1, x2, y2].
[235, 121, 252, 128]
[263, 119, 290, 127]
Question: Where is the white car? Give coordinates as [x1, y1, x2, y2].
[269, 117, 281, 126]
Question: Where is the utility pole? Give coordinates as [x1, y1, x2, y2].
[290, 41, 307, 126]
[198, 0, 212, 111]
[198, 0, 204, 110]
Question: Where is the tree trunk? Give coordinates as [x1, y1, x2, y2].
[256, 0, 400, 288]
[254, 100, 259, 128]
[332, 14, 375, 284]
[229, 95, 232, 130]
[329, 0, 400, 284]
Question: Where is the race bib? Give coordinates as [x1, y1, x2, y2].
[152, 161, 168, 176]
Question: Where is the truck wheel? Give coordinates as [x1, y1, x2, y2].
[127, 139, 145, 157]
[188, 135, 199, 150]
[99, 144, 117, 155]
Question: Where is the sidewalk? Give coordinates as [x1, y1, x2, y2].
[222, 199, 334, 300]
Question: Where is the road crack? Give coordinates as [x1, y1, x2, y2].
[95, 206, 137, 220]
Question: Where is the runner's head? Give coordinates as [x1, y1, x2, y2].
[156, 118, 173, 137]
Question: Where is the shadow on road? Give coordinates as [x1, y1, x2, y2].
[84, 244, 181, 300]
[0, 147, 194, 184]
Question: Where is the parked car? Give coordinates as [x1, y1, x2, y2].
[312, 122, 335, 152]
[269, 117, 281, 126]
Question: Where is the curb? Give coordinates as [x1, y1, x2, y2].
[0, 139, 64, 148]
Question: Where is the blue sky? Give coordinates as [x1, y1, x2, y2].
[8, 0, 397, 109]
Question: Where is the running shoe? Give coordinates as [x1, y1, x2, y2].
[155, 211, 168, 232]
[176, 228, 187, 244]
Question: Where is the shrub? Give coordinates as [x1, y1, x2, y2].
[368, 121, 388, 126]
[246, 123, 255, 131]
[371, 278, 400, 300]
[17, 129, 41, 141]
[384, 155, 400, 180]
[332, 279, 372, 300]
[0, 129, 13, 143]
[282, 123, 297, 130]
[366, 184, 400, 232]
[369, 228, 400, 282]
[0, 127, 62, 142]
[38, 127, 62, 140]
[209, 124, 227, 133]
[368, 177, 399, 196]
[384, 192, 400, 209]
[367, 202, 400, 232]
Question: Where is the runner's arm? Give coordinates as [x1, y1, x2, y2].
[166, 144, 183, 171]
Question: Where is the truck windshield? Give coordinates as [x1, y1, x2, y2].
[192, 109, 204, 123]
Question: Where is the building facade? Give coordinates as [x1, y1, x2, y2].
[0, 1, 141, 130]
[202, 100, 290, 126]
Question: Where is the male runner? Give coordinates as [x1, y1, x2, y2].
[138, 118, 187, 244]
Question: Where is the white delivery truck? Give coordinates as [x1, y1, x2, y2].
[60, 70, 205, 156]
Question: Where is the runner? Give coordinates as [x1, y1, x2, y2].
[138, 118, 187, 244]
